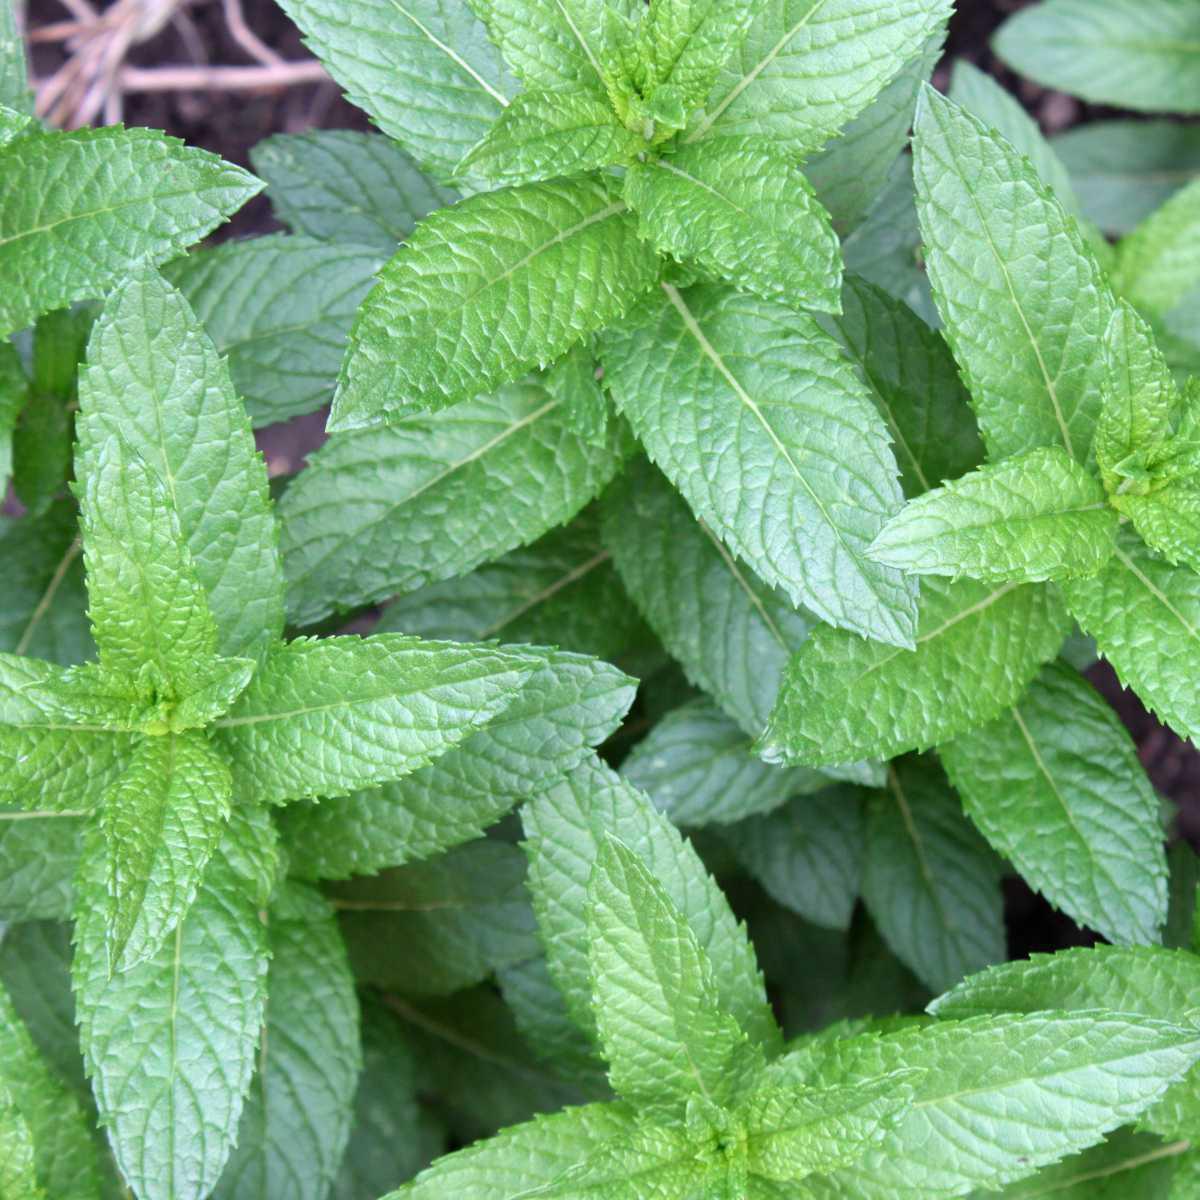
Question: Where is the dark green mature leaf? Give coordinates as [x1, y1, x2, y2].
[867, 447, 1117, 584]
[861, 758, 1004, 994]
[994, 0, 1200, 114]
[212, 883, 360, 1200]
[214, 634, 534, 805]
[165, 235, 383, 427]
[0, 339, 24, 488]
[686, 0, 952, 158]
[1114, 178, 1200, 317]
[824, 275, 983, 498]
[332, 175, 661, 428]
[331, 840, 538, 993]
[75, 268, 284, 667]
[760, 578, 1070, 767]
[251, 130, 458, 250]
[73, 806, 275, 1200]
[602, 284, 917, 647]
[279, 649, 634, 879]
[1061, 528, 1200, 744]
[914, 86, 1117, 464]
[0, 813, 82, 922]
[523, 754, 780, 1053]
[625, 139, 841, 309]
[0, 1082, 41, 1199]
[282, 380, 629, 626]
[278, 0, 514, 182]
[0, 127, 259, 338]
[941, 662, 1168, 947]
[602, 458, 812, 734]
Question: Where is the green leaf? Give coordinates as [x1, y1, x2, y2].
[0, 813, 83, 922]
[686, 0, 952, 158]
[587, 835, 755, 1114]
[0, 126, 260, 338]
[73, 805, 275, 1200]
[1116, 489, 1200, 577]
[867, 446, 1118, 584]
[250, 130, 458, 251]
[625, 138, 841, 309]
[0, 340, 24, 489]
[279, 649, 634, 879]
[601, 284, 917, 647]
[0, 1, 31, 113]
[760, 577, 1070, 767]
[278, 0, 514, 182]
[214, 634, 534, 805]
[75, 268, 284, 667]
[601, 458, 812, 734]
[211, 883, 360, 1200]
[913, 86, 1117, 464]
[823, 275, 984, 499]
[860, 758, 1005, 993]
[332, 175, 660, 428]
[97, 731, 233, 971]
[281, 380, 629, 627]
[724, 786, 865, 931]
[1114, 178, 1200, 316]
[164, 235, 383, 427]
[461, 88, 644, 184]
[1060, 527, 1200, 743]
[941, 661, 1168, 948]
[330, 841, 538, 993]
[523, 753, 780, 1054]
[544, 343, 611, 446]
[994, 0, 1200, 114]
[1165, 842, 1200, 951]
[0, 1080, 42, 1200]
[797, 1012, 1200, 1197]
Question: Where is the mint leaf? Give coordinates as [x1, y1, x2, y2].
[212, 883, 360, 1200]
[73, 806, 275, 1200]
[601, 284, 917, 647]
[760, 578, 1070, 767]
[76, 268, 284, 667]
[867, 447, 1118, 584]
[0, 2, 30, 113]
[461, 89, 644, 184]
[0, 127, 259, 338]
[1060, 528, 1200, 743]
[861, 758, 1004, 993]
[625, 138, 841, 309]
[278, 0, 514, 182]
[333, 176, 659, 428]
[214, 634, 535, 805]
[544, 344, 611, 446]
[687, 0, 952, 157]
[941, 661, 1169, 947]
[0, 813, 83, 921]
[280, 649, 633, 880]
[251, 130, 458, 251]
[914, 86, 1117, 464]
[587, 835, 756, 1115]
[281, 381, 629, 627]
[0, 1081, 41, 1199]
[1116, 490, 1200, 577]
[0, 340, 23, 489]
[164, 235, 383, 427]
[1114, 178, 1200, 316]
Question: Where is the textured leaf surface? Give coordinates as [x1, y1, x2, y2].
[0, 813, 83, 922]
[278, 0, 514, 181]
[165, 235, 383, 427]
[1061, 528, 1200, 743]
[523, 754, 779, 1053]
[333, 176, 660, 427]
[1114, 178, 1200, 316]
[994, 0, 1200, 114]
[282, 380, 628, 626]
[625, 138, 840, 309]
[73, 807, 274, 1200]
[75, 269, 284, 666]
[1117, 490, 1200, 577]
[914, 86, 1117, 464]
[0, 126, 259, 338]
[868, 447, 1117, 583]
[687, 0, 952, 158]
[761, 578, 1070, 767]
[0, 1083, 41, 1200]
[861, 758, 1004, 993]
[251, 129, 458, 250]
[0, 2, 30, 112]
[214, 634, 534, 805]
[941, 662, 1168, 947]
[212, 883, 360, 1200]
[280, 649, 633, 879]
[602, 284, 916, 647]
